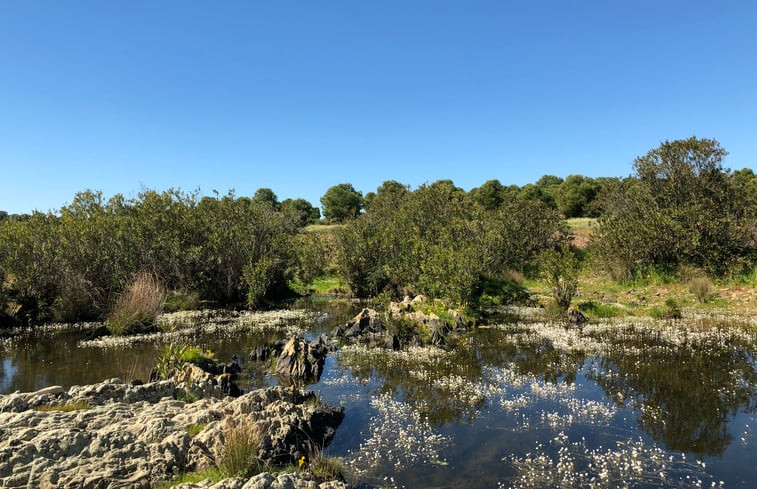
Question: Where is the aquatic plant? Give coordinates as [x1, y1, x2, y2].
[504, 435, 723, 489]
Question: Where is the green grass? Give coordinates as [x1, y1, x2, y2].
[35, 401, 90, 412]
[164, 290, 201, 312]
[577, 301, 624, 319]
[221, 420, 263, 477]
[310, 276, 346, 293]
[566, 217, 598, 231]
[157, 467, 228, 488]
[187, 423, 205, 437]
[180, 346, 215, 368]
[304, 223, 343, 234]
[289, 275, 347, 295]
[308, 454, 344, 481]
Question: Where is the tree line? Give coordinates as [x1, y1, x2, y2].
[0, 137, 755, 326]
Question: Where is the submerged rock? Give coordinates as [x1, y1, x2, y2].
[0, 380, 345, 488]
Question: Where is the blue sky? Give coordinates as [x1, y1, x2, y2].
[1, 1, 755, 214]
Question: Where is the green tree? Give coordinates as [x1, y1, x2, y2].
[252, 188, 280, 210]
[554, 174, 601, 217]
[597, 137, 756, 276]
[280, 198, 320, 227]
[320, 183, 363, 222]
[470, 179, 505, 210]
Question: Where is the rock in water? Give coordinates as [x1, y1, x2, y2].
[274, 335, 328, 386]
[567, 307, 588, 324]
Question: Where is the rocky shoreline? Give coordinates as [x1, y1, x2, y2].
[0, 379, 348, 489]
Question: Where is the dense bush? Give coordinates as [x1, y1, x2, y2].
[596, 137, 756, 277]
[336, 180, 564, 304]
[0, 189, 301, 324]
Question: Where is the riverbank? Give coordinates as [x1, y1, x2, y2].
[0, 379, 347, 488]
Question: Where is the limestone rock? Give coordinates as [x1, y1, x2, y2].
[274, 336, 328, 386]
[0, 381, 344, 488]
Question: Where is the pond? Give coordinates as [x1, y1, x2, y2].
[1, 299, 756, 488]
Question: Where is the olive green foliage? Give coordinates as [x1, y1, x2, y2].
[163, 290, 201, 313]
[320, 183, 363, 222]
[0, 189, 299, 323]
[156, 343, 190, 380]
[554, 174, 601, 218]
[107, 271, 166, 335]
[187, 423, 206, 437]
[596, 137, 756, 277]
[252, 187, 280, 209]
[469, 179, 506, 210]
[471, 175, 605, 218]
[280, 198, 321, 227]
[291, 232, 335, 285]
[159, 467, 227, 487]
[337, 180, 563, 304]
[363, 180, 409, 210]
[540, 244, 580, 310]
[180, 346, 216, 370]
[649, 298, 682, 319]
[306, 448, 344, 481]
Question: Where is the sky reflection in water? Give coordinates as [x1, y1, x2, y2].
[1, 302, 755, 488]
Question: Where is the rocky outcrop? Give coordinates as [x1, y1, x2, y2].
[332, 300, 471, 350]
[331, 308, 400, 350]
[0, 380, 344, 488]
[149, 353, 244, 399]
[172, 472, 349, 488]
[274, 336, 328, 386]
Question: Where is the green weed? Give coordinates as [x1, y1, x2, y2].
[34, 401, 90, 412]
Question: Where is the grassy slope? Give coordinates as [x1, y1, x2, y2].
[523, 218, 757, 317]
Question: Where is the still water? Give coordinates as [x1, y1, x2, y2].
[1, 299, 755, 488]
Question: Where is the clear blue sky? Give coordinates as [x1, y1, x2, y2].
[1, 1, 755, 214]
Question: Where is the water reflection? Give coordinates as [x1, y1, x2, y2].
[590, 335, 757, 456]
[1, 307, 756, 488]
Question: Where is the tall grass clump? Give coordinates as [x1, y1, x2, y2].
[306, 446, 345, 481]
[107, 271, 165, 335]
[221, 419, 263, 477]
[689, 276, 715, 303]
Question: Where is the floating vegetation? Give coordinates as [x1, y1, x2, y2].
[503, 435, 723, 489]
[345, 393, 448, 478]
[78, 309, 315, 348]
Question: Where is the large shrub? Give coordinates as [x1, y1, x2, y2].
[0, 188, 300, 324]
[336, 181, 564, 304]
[596, 137, 756, 277]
